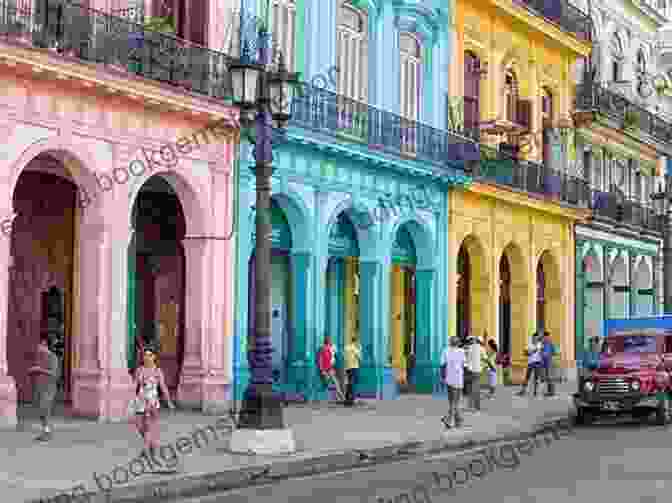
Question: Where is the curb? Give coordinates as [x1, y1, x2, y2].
[36, 406, 574, 503]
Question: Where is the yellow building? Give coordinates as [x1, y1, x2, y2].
[448, 0, 592, 381]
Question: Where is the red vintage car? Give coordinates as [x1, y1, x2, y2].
[574, 330, 672, 425]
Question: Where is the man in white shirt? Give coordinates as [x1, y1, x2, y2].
[464, 335, 482, 411]
[440, 336, 465, 428]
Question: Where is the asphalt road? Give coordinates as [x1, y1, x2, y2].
[181, 418, 672, 503]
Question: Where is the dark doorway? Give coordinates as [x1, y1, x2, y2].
[499, 255, 511, 355]
[457, 244, 471, 340]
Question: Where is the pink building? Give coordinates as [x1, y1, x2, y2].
[0, 0, 240, 426]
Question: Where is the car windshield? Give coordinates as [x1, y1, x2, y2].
[602, 335, 657, 354]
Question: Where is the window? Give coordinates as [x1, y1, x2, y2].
[504, 69, 518, 123]
[634, 170, 642, 201]
[337, 3, 368, 101]
[542, 89, 553, 166]
[611, 34, 624, 82]
[399, 32, 421, 121]
[463, 51, 481, 132]
[270, 0, 296, 71]
[592, 154, 602, 190]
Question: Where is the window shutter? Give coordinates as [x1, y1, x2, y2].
[188, 0, 207, 46]
[516, 99, 531, 130]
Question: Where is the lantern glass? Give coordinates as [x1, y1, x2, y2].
[230, 64, 261, 106]
[269, 77, 293, 118]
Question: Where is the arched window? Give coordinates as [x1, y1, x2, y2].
[337, 3, 368, 101]
[400, 32, 421, 121]
[504, 68, 518, 123]
[270, 0, 297, 71]
[611, 34, 624, 82]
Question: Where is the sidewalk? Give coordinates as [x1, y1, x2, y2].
[7, 382, 576, 502]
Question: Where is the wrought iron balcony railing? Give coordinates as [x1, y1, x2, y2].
[290, 85, 480, 176]
[513, 0, 592, 42]
[590, 190, 663, 232]
[575, 83, 672, 146]
[0, 0, 230, 99]
[472, 146, 591, 206]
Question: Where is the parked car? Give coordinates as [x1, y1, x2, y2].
[574, 330, 672, 425]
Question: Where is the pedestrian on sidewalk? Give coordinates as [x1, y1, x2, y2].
[542, 331, 557, 396]
[28, 331, 60, 442]
[440, 336, 465, 429]
[131, 347, 176, 466]
[482, 339, 498, 399]
[344, 337, 362, 406]
[318, 336, 346, 402]
[517, 334, 543, 396]
[464, 334, 482, 411]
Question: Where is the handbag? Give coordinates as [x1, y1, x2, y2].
[127, 396, 145, 416]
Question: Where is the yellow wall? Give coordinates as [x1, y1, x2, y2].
[448, 184, 584, 381]
[451, 0, 590, 162]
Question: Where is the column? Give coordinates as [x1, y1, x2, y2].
[575, 243, 586, 375]
[288, 251, 311, 396]
[652, 255, 660, 315]
[177, 238, 211, 409]
[358, 260, 390, 399]
[0, 230, 17, 428]
[414, 269, 435, 393]
[629, 255, 637, 317]
[305, 0, 336, 79]
[390, 265, 403, 372]
[603, 246, 611, 321]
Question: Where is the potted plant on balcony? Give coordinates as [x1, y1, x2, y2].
[8, 17, 30, 45]
[623, 109, 640, 130]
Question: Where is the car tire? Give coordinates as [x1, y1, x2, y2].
[575, 407, 593, 426]
[655, 395, 671, 426]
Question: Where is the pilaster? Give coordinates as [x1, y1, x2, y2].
[414, 269, 435, 393]
[287, 251, 312, 396]
[0, 232, 17, 428]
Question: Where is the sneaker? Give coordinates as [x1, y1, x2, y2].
[441, 416, 452, 429]
[34, 431, 52, 442]
[516, 390, 526, 396]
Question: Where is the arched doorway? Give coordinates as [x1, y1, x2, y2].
[537, 251, 562, 347]
[129, 176, 186, 392]
[389, 225, 416, 392]
[499, 254, 511, 356]
[248, 199, 294, 392]
[7, 159, 77, 406]
[582, 252, 603, 345]
[456, 236, 489, 341]
[325, 211, 360, 396]
[634, 259, 653, 316]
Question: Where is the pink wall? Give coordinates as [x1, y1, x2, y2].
[0, 46, 238, 426]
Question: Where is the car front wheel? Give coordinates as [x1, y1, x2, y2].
[655, 394, 672, 426]
[575, 407, 593, 426]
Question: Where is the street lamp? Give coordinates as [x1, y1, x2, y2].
[651, 179, 672, 314]
[228, 31, 299, 453]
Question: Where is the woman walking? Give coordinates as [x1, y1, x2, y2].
[131, 347, 175, 462]
[28, 331, 60, 441]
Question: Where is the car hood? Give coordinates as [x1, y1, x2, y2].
[596, 353, 659, 374]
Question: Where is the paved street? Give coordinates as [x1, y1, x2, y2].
[183, 419, 671, 503]
[5, 384, 573, 502]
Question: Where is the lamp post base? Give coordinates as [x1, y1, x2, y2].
[229, 426, 296, 455]
[237, 382, 285, 429]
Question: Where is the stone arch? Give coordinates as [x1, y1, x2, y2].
[129, 170, 209, 237]
[633, 256, 653, 316]
[499, 242, 527, 359]
[6, 147, 100, 405]
[271, 191, 312, 253]
[386, 214, 435, 270]
[608, 254, 628, 318]
[538, 250, 562, 348]
[456, 234, 490, 340]
[324, 196, 377, 261]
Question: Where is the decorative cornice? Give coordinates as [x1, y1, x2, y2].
[282, 128, 472, 189]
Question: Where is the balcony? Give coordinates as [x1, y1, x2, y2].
[512, 0, 592, 42]
[0, 0, 230, 100]
[471, 146, 591, 207]
[590, 190, 663, 233]
[574, 82, 672, 146]
[290, 86, 480, 177]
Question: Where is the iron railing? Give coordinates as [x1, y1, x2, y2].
[472, 145, 591, 206]
[0, 0, 230, 99]
[575, 83, 672, 146]
[590, 189, 663, 232]
[290, 85, 480, 175]
[513, 0, 592, 42]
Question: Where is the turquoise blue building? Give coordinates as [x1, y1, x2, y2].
[233, 0, 472, 400]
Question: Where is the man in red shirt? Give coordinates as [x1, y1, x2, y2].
[318, 336, 345, 401]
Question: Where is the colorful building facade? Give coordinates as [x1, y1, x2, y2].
[233, 0, 471, 401]
[449, 0, 592, 381]
[0, 0, 239, 426]
[572, 0, 672, 360]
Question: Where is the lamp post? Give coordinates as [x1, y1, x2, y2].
[228, 28, 299, 453]
[651, 177, 672, 314]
